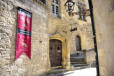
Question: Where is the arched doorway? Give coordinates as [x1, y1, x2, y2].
[76, 36, 81, 51]
[49, 39, 62, 67]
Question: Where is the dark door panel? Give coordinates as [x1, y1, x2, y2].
[49, 39, 62, 67]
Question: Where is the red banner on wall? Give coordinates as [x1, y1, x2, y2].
[16, 7, 32, 59]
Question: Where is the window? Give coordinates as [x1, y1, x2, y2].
[40, 0, 46, 4]
[78, 7, 81, 19]
[76, 36, 81, 51]
[52, 0, 60, 17]
[77, 4, 86, 21]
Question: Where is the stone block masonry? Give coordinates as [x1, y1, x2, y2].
[0, 0, 49, 76]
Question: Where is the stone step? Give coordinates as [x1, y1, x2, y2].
[71, 62, 86, 64]
[71, 63, 90, 70]
[47, 69, 67, 76]
[47, 72, 64, 76]
[71, 63, 88, 66]
[70, 58, 85, 62]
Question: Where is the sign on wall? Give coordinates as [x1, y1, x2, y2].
[16, 7, 32, 59]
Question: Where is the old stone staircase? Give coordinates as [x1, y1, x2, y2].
[70, 51, 89, 69]
[47, 51, 89, 76]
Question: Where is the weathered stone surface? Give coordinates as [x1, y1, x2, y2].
[0, 0, 49, 76]
[2, 0, 113, 76]
[47, 0, 95, 70]
[93, 0, 114, 76]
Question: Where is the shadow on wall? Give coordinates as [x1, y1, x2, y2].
[32, 72, 48, 76]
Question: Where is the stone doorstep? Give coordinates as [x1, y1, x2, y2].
[71, 61, 86, 63]
[47, 70, 66, 76]
[47, 67, 69, 76]
[47, 70, 74, 76]
[47, 65, 77, 76]
[51, 66, 63, 69]
[71, 62, 89, 67]
[48, 69, 66, 74]
[47, 65, 93, 76]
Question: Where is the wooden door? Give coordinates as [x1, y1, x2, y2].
[76, 36, 81, 51]
[49, 39, 62, 67]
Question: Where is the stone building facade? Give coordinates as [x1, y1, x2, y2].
[92, 0, 114, 76]
[0, 0, 97, 76]
[0, 0, 49, 76]
[47, 0, 95, 69]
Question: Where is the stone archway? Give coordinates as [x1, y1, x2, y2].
[49, 34, 70, 69]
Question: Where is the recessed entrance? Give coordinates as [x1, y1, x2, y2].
[49, 39, 62, 67]
[76, 35, 81, 51]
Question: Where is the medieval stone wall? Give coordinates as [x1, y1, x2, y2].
[92, 0, 114, 76]
[47, 0, 95, 66]
[70, 0, 95, 64]
[0, 0, 49, 76]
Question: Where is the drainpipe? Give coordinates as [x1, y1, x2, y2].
[88, 0, 100, 76]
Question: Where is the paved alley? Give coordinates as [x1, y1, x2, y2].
[64, 68, 96, 76]
[48, 68, 97, 76]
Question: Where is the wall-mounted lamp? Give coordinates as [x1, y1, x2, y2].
[64, 0, 90, 16]
[64, 0, 75, 15]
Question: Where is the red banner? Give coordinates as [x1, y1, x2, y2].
[16, 7, 32, 59]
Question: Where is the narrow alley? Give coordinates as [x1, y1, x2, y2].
[48, 67, 96, 76]
[0, 0, 114, 76]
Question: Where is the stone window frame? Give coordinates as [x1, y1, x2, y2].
[52, 0, 60, 17]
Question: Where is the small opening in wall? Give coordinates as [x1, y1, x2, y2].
[40, 41, 42, 43]
[40, 0, 46, 4]
[110, 2, 114, 11]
